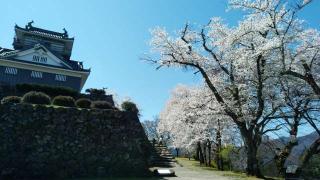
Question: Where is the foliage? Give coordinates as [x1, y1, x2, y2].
[300, 154, 320, 179]
[220, 145, 236, 170]
[121, 101, 139, 114]
[1, 96, 21, 104]
[16, 83, 79, 98]
[141, 117, 159, 140]
[91, 101, 113, 109]
[52, 96, 76, 107]
[22, 91, 51, 105]
[158, 84, 238, 151]
[85, 88, 106, 96]
[75, 98, 92, 109]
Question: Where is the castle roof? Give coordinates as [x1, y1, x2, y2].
[0, 45, 90, 72]
[13, 21, 74, 60]
[15, 23, 74, 41]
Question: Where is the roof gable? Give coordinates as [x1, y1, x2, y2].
[7, 44, 72, 69]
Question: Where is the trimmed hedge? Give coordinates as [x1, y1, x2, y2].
[52, 96, 76, 107]
[76, 98, 92, 109]
[1, 96, 21, 104]
[121, 101, 139, 114]
[22, 91, 51, 105]
[91, 101, 113, 109]
[16, 84, 79, 98]
[85, 88, 106, 96]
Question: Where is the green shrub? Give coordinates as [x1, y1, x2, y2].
[85, 88, 106, 96]
[52, 96, 76, 107]
[91, 101, 113, 109]
[1, 96, 21, 104]
[301, 154, 320, 179]
[75, 98, 92, 109]
[16, 83, 79, 98]
[220, 145, 235, 170]
[22, 91, 51, 105]
[121, 101, 139, 114]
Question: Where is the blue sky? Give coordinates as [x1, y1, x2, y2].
[1, 0, 319, 121]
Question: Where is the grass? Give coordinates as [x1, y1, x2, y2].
[71, 178, 162, 180]
[175, 157, 278, 180]
[71, 158, 283, 180]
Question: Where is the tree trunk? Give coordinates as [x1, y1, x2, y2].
[239, 126, 263, 178]
[207, 140, 212, 167]
[275, 141, 297, 175]
[215, 120, 223, 170]
[244, 139, 263, 178]
[203, 142, 207, 166]
[246, 147, 261, 177]
[175, 148, 179, 157]
[200, 142, 205, 165]
[215, 141, 223, 170]
[197, 141, 205, 164]
[275, 124, 298, 176]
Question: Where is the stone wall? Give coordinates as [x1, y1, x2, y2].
[0, 104, 151, 179]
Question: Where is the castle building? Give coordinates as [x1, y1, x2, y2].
[0, 21, 90, 92]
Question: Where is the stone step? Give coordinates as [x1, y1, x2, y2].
[151, 161, 176, 165]
[154, 149, 169, 152]
[152, 162, 176, 167]
[158, 152, 172, 154]
[154, 146, 167, 149]
[152, 152, 172, 155]
[150, 143, 176, 167]
[155, 150, 172, 153]
[155, 149, 171, 151]
[159, 154, 174, 157]
[151, 157, 175, 161]
[151, 154, 173, 157]
[153, 152, 173, 156]
[153, 155, 173, 158]
[154, 145, 167, 147]
[150, 158, 176, 162]
[155, 148, 168, 150]
[154, 147, 169, 149]
[151, 155, 174, 159]
[151, 158, 175, 162]
[156, 152, 171, 155]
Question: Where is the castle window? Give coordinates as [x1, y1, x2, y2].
[33, 55, 47, 63]
[31, 71, 43, 78]
[5, 67, 18, 75]
[55, 74, 66, 82]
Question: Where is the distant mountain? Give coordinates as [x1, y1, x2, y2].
[227, 131, 319, 176]
[287, 131, 319, 165]
[260, 131, 319, 167]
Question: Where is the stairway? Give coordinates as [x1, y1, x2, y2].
[150, 143, 176, 167]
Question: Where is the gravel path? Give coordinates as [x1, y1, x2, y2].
[157, 164, 235, 180]
[151, 162, 255, 180]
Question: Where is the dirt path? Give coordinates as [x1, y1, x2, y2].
[158, 164, 236, 180]
[152, 158, 259, 180]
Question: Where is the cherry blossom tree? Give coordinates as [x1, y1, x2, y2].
[234, 0, 320, 171]
[273, 77, 313, 175]
[158, 84, 238, 169]
[141, 116, 160, 141]
[146, 0, 316, 177]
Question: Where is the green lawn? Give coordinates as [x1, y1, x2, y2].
[175, 157, 259, 179]
[175, 158, 283, 180]
[72, 178, 161, 180]
[71, 158, 283, 180]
